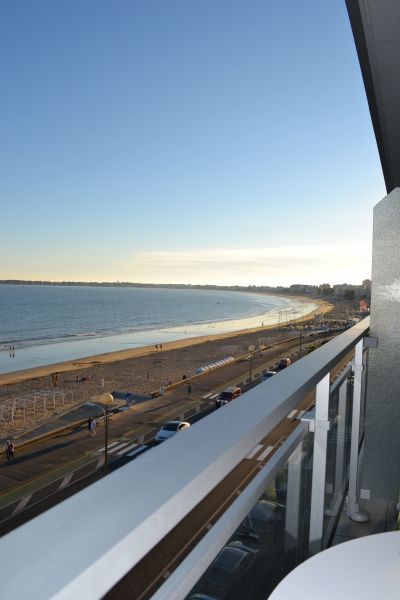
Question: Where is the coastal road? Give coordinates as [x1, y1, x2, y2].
[0, 330, 335, 536]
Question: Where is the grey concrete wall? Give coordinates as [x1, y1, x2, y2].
[361, 187, 400, 501]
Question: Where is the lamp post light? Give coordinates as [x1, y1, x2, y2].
[299, 325, 303, 358]
[102, 393, 114, 476]
[248, 345, 255, 384]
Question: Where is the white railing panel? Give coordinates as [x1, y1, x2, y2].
[0, 318, 369, 599]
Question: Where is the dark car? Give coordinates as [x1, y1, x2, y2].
[203, 546, 253, 596]
[215, 386, 241, 408]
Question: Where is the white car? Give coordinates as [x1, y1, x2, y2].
[155, 420, 191, 443]
[261, 370, 276, 381]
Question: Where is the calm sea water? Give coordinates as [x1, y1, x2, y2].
[0, 285, 316, 374]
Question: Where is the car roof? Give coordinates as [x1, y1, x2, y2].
[213, 546, 250, 570]
[224, 386, 240, 393]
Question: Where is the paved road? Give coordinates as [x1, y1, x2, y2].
[0, 331, 331, 537]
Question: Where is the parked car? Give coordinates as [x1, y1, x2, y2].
[261, 370, 276, 381]
[237, 500, 285, 541]
[215, 386, 241, 408]
[227, 539, 260, 555]
[204, 545, 253, 595]
[154, 420, 190, 442]
[278, 357, 291, 370]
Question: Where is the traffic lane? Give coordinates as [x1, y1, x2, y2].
[0, 335, 340, 533]
[0, 402, 217, 533]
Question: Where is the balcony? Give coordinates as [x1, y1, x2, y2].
[1, 316, 386, 599]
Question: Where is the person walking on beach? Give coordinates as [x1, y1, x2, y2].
[187, 384, 192, 397]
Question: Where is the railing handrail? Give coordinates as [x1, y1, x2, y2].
[0, 318, 370, 599]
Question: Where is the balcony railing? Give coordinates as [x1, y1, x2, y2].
[0, 318, 370, 599]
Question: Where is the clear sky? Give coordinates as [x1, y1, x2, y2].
[0, 1, 386, 287]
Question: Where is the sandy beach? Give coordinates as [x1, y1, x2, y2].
[0, 297, 341, 438]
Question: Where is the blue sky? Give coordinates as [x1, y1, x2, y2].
[0, 1, 386, 286]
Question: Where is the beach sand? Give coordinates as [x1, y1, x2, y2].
[0, 297, 337, 438]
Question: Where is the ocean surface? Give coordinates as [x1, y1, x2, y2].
[0, 285, 317, 374]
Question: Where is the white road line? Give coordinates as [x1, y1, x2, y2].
[202, 392, 213, 399]
[127, 445, 148, 457]
[12, 494, 32, 516]
[96, 441, 120, 453]
[209, 393, 219, 400]
[96, 456, 105, 469]
[108, 442, 130, 454]
[287, 410, 298, 419]
[297, 410, 306, 418]
[117, 442, 138, 455]
[257, 446, 274, 461]
[58, 473, 73, 490]
[246, 444, 263, 459]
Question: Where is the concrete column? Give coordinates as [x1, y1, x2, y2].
[361, 188, 400, 503]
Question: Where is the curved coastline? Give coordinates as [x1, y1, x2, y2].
[0, 296, 333, 385]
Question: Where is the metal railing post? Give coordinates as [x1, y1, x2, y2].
[309, 372, 330, 555]
[324, 378, 348, 518]
[285, 444, 303, 566]
[346, 340, 369, 522]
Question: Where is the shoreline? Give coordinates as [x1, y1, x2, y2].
[0, 297, 333, 386]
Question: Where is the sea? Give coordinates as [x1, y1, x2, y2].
[0, 285, 318, 375]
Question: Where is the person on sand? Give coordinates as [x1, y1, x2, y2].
[188, 384, 192, 397]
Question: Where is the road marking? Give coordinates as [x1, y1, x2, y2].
[117, 442, 138, 455]
[246, 444, 263, 459]
[209, 393, 219, 400]
[108, 442, 130, 454]
[202, 392, 212, 399]
[127, 445, 148, 457]
[297, 410, 306, 418]
[97, 456, 105, 469]
[287, 410, 298, 419]
[96, 441, 120, 453]
[58, 473, 73, 490]
[257, 446, 274, 461]
[12, 494, 32, 516]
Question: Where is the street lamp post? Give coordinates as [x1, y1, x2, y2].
[102, 393, 113, 476]
[248, 345, 255, 384]
[299, 325, 303, 358]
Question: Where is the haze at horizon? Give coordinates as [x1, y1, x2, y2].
[0, 1, 386, 286]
